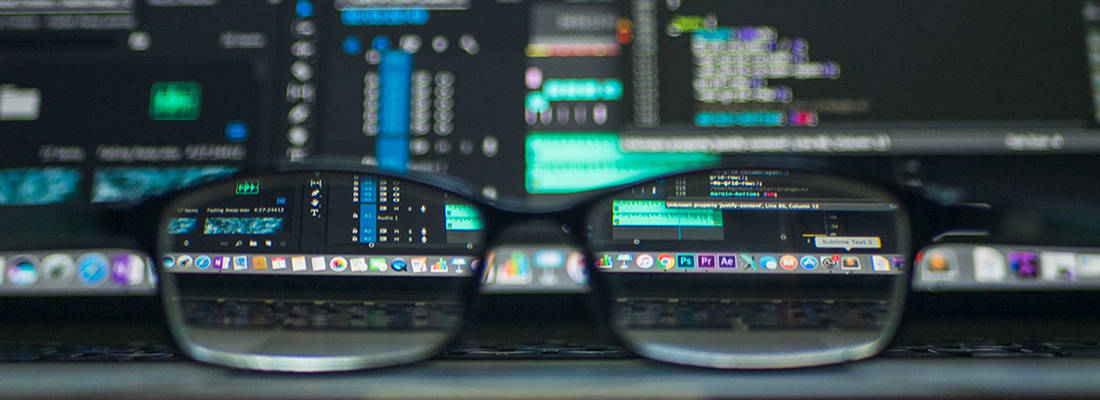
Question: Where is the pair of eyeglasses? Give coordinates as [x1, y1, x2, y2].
[114, 161, 985, 372]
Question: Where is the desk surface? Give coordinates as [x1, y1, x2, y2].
[3, 358, 1100, 399]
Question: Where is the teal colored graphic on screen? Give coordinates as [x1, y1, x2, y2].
[445, 204, 483, 231]
[0, 168, 80, 205]
[611, 200, 723, 227]
[204, 217, 284, 235]
[525, 133, 717, 194]
[168, 218, 198, 235]
[150, 81, 201, 121]
[235, 180, 260, 195]
[525, 79, 622, 113]
[92, 166, 237, 203]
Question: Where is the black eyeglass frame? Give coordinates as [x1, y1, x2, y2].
[99, 159, 988, 371]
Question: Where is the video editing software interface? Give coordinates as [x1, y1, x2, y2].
[589, 169, 905, 276]
[164, 173, 482, 278]
[1, 0, 1098, 294]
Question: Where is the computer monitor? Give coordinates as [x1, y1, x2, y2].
[1, 0, 1097, 295]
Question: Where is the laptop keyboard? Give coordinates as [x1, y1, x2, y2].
[884, 340, 1100, 358]
[0, 343, 180, 362]
[4, 340, 1100, 362]
[182, 297, 889, 332]
[181, 297, 461, 330]
[1, 297, 1096, 362]
[613, 298, 888, 330]
[443, 342, 632, 360]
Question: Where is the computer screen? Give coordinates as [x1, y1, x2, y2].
[163, 172, 481, 277]
[1, 0, 1097, 294]
[914, 244, 1100, 291]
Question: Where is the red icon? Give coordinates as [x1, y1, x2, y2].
[780, 255, 798, 270]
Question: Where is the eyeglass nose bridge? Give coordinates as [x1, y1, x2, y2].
[473, 205, 598, 258]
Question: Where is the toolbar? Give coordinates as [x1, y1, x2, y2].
[165, 252, 475, 277]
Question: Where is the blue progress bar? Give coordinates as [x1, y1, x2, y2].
[359, 176, 377, 243]
[378, 50, 411, 173]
